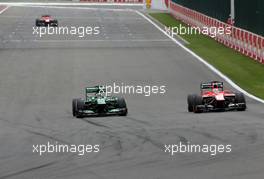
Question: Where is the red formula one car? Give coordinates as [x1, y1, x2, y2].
[35, 15, 58, 27]
[187, 81, 246, 113]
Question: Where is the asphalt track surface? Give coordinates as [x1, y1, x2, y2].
[0, 5, 264, 179]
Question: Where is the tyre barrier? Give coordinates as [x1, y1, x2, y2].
[169, 1, 264, 64]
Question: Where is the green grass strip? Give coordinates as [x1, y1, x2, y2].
[149, 13, 264, 99]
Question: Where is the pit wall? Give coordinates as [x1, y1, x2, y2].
[168, 1, 264, 64]
[80, 0, 143, 3]
[148, 0, 167, 10]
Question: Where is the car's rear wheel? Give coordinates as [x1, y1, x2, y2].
[117, 97, 127, 116]
[193, 95, 203, 113]
[187, 94, 195, 112]
[235, 93, 246, 111]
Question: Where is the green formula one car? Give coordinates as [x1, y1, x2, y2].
[72, 86, 127, 118]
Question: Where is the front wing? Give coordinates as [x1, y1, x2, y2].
[195, 103, 246, 112]
[36, 19, 58, 26]
[76, 108, 127, 117]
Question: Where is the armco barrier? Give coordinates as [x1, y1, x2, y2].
[80, 0, 143, 3]
[169, 1, 264, 64]
[80, 0, 107, 2]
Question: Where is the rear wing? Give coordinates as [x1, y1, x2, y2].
[85, 86, 106, 100]
[200, 81, 223, 90]
[85, 86, 106, 94]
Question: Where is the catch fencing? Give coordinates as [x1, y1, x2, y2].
[169, 1, 264, 64]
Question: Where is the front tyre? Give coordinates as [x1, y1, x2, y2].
[187, 94, 195, 112]
[72, 99, 79, 117]
[72, 98, 84, 118]
[117, 97, 127, 116]
[76, 99, 85, 118]
[35, 19, 40, 26]
[193, 95, 203, 113]
[53, 20, 58, 27]
[235, 93, 246, 111]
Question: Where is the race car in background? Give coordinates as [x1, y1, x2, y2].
[72, 86, 128, 118]
[35, 15, 58, 27]
[187, 81, 246, 113]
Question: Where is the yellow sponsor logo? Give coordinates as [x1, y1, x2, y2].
[146, 0, 151, 9]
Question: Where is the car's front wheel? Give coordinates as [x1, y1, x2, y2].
[54, 20, 58, 27]
[117, 97, 127, 116]
[72, 98, 85, 118]
[193, 95, 203, 113]
[35, 20, 40, 26]
[235, 93, 246, 111]
[187, 94, 195, 112]
[72, 99, 78, 117]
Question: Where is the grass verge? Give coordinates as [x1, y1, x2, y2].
[149, 13, 264, 100]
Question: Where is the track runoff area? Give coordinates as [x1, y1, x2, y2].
[0, 3, 263, 179]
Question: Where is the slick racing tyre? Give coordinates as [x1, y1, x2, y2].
[53, 20, 58, 27]
[187, 94, 195, 112]
[117, 97, 127, 116]
[72, 98, 84, 118]
[235, 93, 246, 111]
[35, 19, 40, 26]
[76, 99, 85, 118]
[72, 98, 78, 117]
[193, 95, 203, 113]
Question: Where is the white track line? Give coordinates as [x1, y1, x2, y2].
[7, 39, 171, 43]
[0, 2, 143, 6]
[0, 15, 142, 20]
[146, 13, 190, 45]
[8, 4, 136, 12]
[135, 10, 264, 104]
[0, 5, 9, 14]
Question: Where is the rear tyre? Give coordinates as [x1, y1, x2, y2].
[193, 95, 203, 113]
[235, 93, 246, 111]
[187, 94, 195, 112]
[72, 99, 78, 117]
[117, 97, 127, 116]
